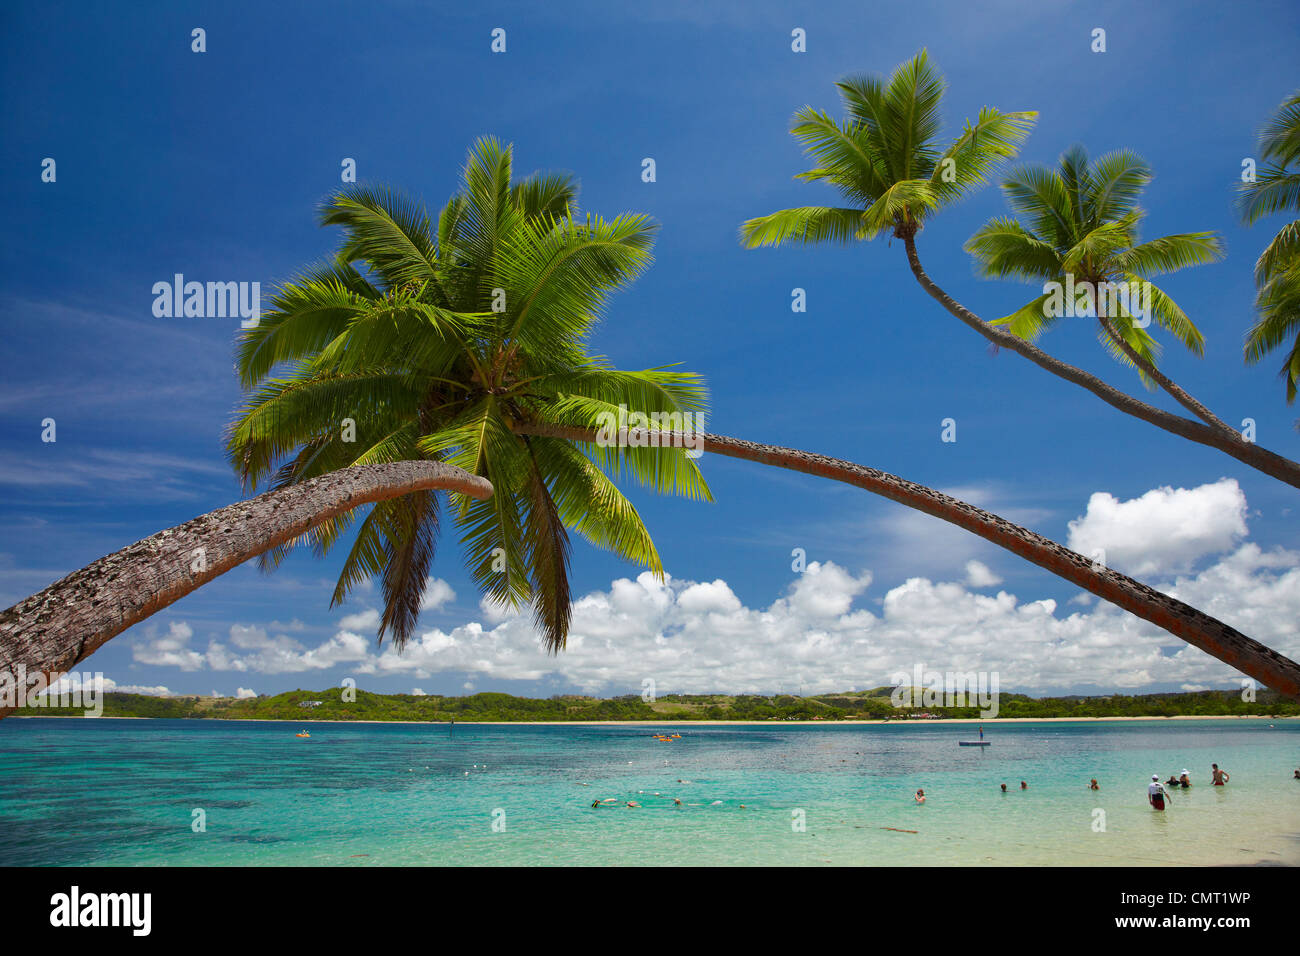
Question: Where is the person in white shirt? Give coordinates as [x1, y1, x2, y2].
[1148, 774, 1171, 811]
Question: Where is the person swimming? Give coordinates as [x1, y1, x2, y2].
[1089, 778, 1099, 790]
[914, 789, 926, 804]
[1178, 769, 1192, 788]
[1211, 763, 1229, 786]
[1000, 783, 1007, 793]
[1020, 781, 1028, 790]
[1294, 769, 1300, 780]
[1166, 774, 1180, 786]
[1148, 774, 1171, 811]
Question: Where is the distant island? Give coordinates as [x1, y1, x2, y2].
[14, 686, 1298, 722]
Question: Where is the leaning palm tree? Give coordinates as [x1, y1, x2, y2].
[966, 145, 1228, 428]
[1239, 91, 1300, 403]
[741, 51, 1300, 488]
[227, 137, 710, 652]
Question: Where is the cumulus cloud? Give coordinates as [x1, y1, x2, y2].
[42, 675, 173, 697]
[354, 551, 1299, 694]
[964, 560, 1003, 588]
[235, 687, 257, 699]
[338, 608, 380, 632]
[420, 577, 456, 611]
[122, 482, 1299, 697]
[1066, 478, 1248, 576]
[132, 621, 204, 671]
[205, 624, 370, 674]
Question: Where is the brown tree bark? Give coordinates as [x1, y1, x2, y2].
[518, 422, 1300, 700]
[1096, 312, 1233, 432]
[902, 234, 1300, 490]
[0, 462, 492, 718]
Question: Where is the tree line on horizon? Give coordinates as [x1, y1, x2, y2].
[16, 686, 1298, 722]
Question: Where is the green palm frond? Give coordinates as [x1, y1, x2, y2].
[229, 140, 711, 649]
[1097, 317, 1162, 389]
[965, 217, 1061, 280]
[1083, 149, 1150, 226]
[739, 206, 867, 248]
[520, 446, 572, 652]
[1115, 232, 1224, 276]
[1118, 273, 1205, 358]
[931, 107, 1038, 205]
[511, 171, 579, 223]
[990, 290, 1059, 341]
[970, 147, 1217, 378]
[320, 186, 440, 290]
[746, 50, 1033, 250]
[1239, 92, 1300, 400]
[1001, 165, 1076, 247]
[1255, 220, 1300, 285]
[1245, 262, 1300, 401]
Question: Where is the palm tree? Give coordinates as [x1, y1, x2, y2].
[225, 137, 710, 653]
[0, 461, 491, 702]
[741, 51, 1300, 488]
[1240, 91, 1300, 403]
[966, 145, 1228, 429]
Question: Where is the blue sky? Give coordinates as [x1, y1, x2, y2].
[2, 0, 1298, 699]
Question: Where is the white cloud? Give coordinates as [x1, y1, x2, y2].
[1066, 478, 1248, 576]
[206, 623, 369, 674]
[236, 687, 257, 699]
[42, 675, 173, 697]
[123, 483, 1300, 698]
[420, 577, 456, 611]
[132, 621, 204, 671]
[338, 608, 380, 632]
[412, 687, 426, 696]
[964, 560, 1003, 588]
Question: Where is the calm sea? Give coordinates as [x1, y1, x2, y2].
[1, 717, 1297, 866]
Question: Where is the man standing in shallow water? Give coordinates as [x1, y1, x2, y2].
[1148, 774, 1172, 811]
[1211, 763, 1230, 785]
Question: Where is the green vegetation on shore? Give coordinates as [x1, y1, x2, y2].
[16, 686, 1298, 722]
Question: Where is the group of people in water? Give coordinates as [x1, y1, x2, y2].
[1146, 763, 1231, 810]
[593, 758, 1285, 814]
[911, 765, 1237, 811]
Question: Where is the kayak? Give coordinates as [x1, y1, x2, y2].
[958, 741, 990, 746]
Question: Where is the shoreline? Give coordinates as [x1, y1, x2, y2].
[10, 714, 1294, 726]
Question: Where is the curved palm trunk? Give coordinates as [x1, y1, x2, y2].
[1096, 313, 1232, 432]
[901, 234, 1300, 490]
[518, 422, 1300, 700]
[0, 462, 492, 718]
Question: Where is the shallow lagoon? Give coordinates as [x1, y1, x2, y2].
[1, 717, 1296, 866]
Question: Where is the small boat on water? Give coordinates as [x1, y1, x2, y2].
[958, 740, 990, 746]
[295, 731, 311, 738]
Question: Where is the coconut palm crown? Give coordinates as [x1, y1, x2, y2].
[226, 137, 710, 652]
[1239, 90, 1300, 402]
[965, 145, 1223, 387]
[740, 49, 1036, 249]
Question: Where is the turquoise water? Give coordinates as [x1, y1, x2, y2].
[1, 718, 1297, 866]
